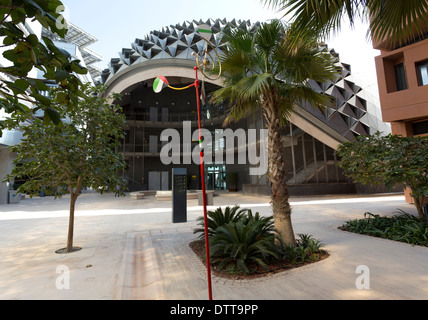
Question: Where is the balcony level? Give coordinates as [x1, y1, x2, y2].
[124, 106, 228, 129]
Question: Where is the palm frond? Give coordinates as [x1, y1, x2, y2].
[193, 206, 247, 239]
[369, 0, 428, 47]
[211, 74, 272, 125]
[223, 99, 260, 126]
[219, 28, 255, 79]
[211, 19, 339, 127]
[274, 35, 340, 83]
[254, 19, 284, 57]
[236, 73, 275, 100]
[208, 212, 279, 274]
[265, 0, 363, 38]
[265, 0, 428, 48]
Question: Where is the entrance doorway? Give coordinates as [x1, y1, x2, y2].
[205, 164, 226, 191]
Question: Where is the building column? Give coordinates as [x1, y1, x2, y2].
[390, 122, 413, 137]
[0, 148, 14, 205]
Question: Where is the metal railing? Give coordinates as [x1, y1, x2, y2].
[124, 107, 228, 123]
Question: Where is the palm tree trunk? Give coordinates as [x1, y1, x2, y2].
[264, 102, 296, 246]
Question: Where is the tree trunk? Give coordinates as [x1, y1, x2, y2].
[414, 197, 427, 222]
[66, 179, 82, 253]
[66, 194, 76, 253]
[264, 101, 296, 246]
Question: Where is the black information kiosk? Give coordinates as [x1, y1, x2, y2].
[172, 168, 187, 224]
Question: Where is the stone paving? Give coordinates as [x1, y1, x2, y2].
[0, 191, 427, 300]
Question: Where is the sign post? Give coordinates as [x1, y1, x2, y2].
[172, 168, 187, 224]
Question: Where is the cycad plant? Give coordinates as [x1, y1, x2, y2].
[194, 205, 248, 240]
[211, 20, 339, 245]
[209, 214, 280, 274]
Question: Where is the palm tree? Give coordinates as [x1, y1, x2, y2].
[265, 0, 428, 48]
[211, 20, 339, 245]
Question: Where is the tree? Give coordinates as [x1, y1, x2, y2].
[0, 0, 88, 133]
[337, 133, 428, 221]
[4, 85, 127, 253]
[211, 20, 339, 245]
[265, 0, 428, 48]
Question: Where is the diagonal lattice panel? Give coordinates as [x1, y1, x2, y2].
[101, 18, 390, 139]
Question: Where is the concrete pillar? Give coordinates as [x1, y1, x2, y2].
[390, 122, 413, 137]
[0, 147, 12, 204]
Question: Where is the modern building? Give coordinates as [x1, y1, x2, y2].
[373, 14, 428, 204]
[373, 18, 428, 138]
[0, 21, 102, 204]
[42, 22, 103, 84]
[0, 19, 42, 205]
[102, 19, 391, 196]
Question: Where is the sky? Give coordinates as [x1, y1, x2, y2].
[61, 0, 381, 98]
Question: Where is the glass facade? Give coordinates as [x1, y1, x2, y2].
[246, 115, 348, 192]
[102, 19, 391, 195]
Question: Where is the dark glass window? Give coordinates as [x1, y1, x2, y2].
[394, 63, 408, 91]
[413, 121, 428, 135]
[416, 60, 428, 86]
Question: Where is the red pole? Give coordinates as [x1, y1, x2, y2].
[194, 66, 213, 301]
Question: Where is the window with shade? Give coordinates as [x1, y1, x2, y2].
[416, 60, 428, 87]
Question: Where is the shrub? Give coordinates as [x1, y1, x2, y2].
[340, 211, 428, 247]
[193, 205, 247, 240]
[192, 206, 328, 276]
[337, 133, 428, 221]
[209, 214, 280, 274]
[281, 234, 326, 264]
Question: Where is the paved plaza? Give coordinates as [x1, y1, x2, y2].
[0, 190, 427, 300]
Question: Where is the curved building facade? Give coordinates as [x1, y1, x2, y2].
[102, 19, 391, 195]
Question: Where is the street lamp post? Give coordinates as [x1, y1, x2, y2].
[153, 24, 221, 301]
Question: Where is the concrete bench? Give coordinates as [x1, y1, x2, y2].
[155, 191, 172, 201]
[155, 190, 211, 201]
[198, 191, 215, 206]
[130, 192, 145, 200]
[187, 191, 199, 200]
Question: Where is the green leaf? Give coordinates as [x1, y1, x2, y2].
[3, 36, 17, 46]
[2, 21, 24, 37]
[31, 93, 52, 106]
[14, 79, 30, 92]
[35, 79, 50, 92]
[70, 61, 88, 75]
[45, 107, 61, 125]
[26, 34, 39, 46]
[54, 69, 70, 82]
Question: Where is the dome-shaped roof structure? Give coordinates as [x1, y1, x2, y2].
[101, 18, 390, 142]
[101, 18, 257, 83]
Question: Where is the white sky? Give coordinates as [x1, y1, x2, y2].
[61, 0, 380, 97]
